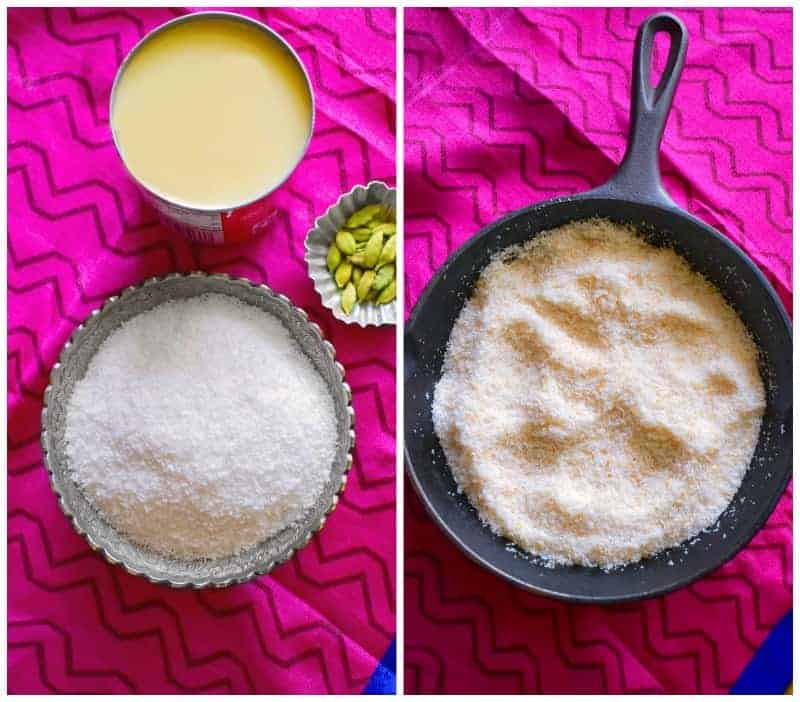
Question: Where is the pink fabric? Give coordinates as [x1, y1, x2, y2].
[404, 7, 791, 694]
[8, 7, 395, 694]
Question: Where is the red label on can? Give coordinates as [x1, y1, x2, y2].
[221, 196, 278, 244]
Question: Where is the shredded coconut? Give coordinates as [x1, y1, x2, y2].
[432, 219, 765, 569]
[65, 293, 337, 560]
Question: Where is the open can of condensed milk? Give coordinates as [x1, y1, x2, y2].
[110, 11, 315, 245]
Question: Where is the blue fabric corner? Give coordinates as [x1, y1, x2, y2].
[361, 615, 792, 695]
[731, 610, 792, 694]
[363, 639, 396, 695]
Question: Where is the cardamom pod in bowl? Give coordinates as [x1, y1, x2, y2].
[304, 181, 397, 327]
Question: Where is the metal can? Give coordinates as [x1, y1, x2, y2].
[109, 11, 315, 245]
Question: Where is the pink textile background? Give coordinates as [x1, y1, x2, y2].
[8, 7, 395, 694]
[404, 7, 792, 694]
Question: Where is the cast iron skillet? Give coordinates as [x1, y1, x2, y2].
[404, 13, 792, 603]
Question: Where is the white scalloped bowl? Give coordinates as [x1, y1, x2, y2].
[305, 181, 397, 327]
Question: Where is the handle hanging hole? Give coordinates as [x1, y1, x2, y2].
[650, 30, 672, 90]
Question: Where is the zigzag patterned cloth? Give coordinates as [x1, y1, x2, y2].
[404, 7, 792, 694]
[8, 7, 395, 693]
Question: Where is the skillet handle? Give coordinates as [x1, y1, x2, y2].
[590, 13, 687, 207]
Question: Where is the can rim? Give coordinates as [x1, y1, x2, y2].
[109, 10, 316, 215]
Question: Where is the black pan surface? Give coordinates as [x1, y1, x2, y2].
[404, 14, 792, 603]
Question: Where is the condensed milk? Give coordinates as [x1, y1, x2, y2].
[110, 12, 314, 244]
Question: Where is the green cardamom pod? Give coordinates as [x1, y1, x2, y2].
[371, 222, 396, 237]
[365, 230, 383, 268]
[334, 260, 352, 288]
[351, 227, 373, 242]
[372, 263, 394, 292]
[341, 282, 356, 314]
[376, 279, 396, 305]
[352, 266, 363, 288]
[345, 204, 382, 229]
[357, 270, 376, 301]
[326, 242, 342, 272]
[349, 252, 368, 267]
[335, 230, 356, 256]
[378, 235, 396, 267]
